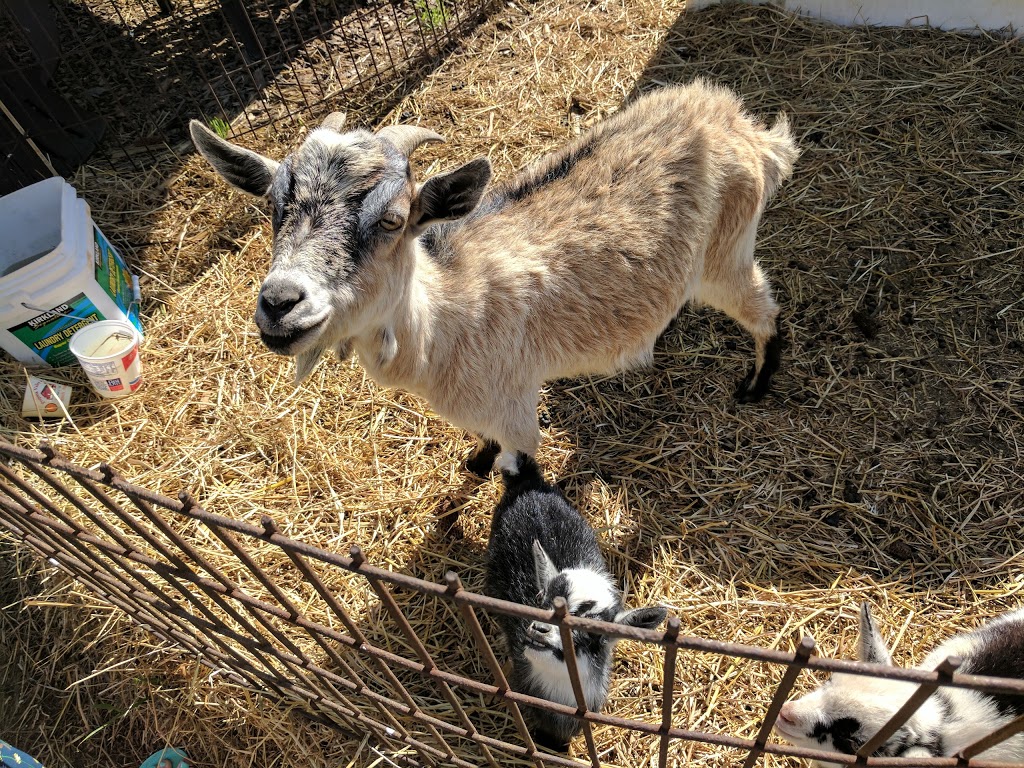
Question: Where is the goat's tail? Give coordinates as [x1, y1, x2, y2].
[762, 113, 800, 202]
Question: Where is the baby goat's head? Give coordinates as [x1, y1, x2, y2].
[525, 540, 667, 706]
[189, 114, 491, 380]
[775, 603, 943, 767]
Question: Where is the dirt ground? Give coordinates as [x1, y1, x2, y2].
[2, 1, 1024, 767]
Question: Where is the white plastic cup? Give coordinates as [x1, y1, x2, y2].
[68, 320, 143, 399]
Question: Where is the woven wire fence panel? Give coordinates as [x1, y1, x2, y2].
[0, 0, 497, 191]
[1, 437, 1023, 768]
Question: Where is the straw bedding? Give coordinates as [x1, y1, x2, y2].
[3, 1, 1024, 766]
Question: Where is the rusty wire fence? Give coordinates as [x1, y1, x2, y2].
[1, 436, 1024, 768]
[1, 0, 498, 193]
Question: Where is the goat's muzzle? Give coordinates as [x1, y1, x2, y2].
[255, 275, 330, 355]
[526, 621, 559, 651]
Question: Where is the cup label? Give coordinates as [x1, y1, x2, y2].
[122, 345, 138, 369]
[81, 359, 118, 376]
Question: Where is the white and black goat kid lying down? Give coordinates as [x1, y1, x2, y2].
[189, 80, 798, 474]
[484, 454, 667, 750]
[775, 602, 1024, 767]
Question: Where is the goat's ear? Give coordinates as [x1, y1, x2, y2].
[532, 539, 557, 592]
[858, 602, 893, 665]
[411, 157, 491, 230]
[615, 606, 668, 630]
[190, 119, 279, 197]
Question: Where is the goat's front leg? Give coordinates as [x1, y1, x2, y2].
[464, 393, 541, 477]
[466, 437, 501, 478]
[492, 397, 542, 475]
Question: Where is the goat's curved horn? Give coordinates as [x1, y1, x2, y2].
[377, 125, 445, 157]
[320, 111, 347, 132]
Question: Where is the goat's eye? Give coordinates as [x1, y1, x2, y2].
[378, 212, 404, 231]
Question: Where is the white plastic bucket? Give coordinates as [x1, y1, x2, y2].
[0, 178, 142, 367]
[69, 320, 143, 399]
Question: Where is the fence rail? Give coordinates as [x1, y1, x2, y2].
[1, 437, 1023, 767]
[1, 0, 498, 193]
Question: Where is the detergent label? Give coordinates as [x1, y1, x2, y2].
[7, 293, 105, 366]
[93, 225, 142, 332]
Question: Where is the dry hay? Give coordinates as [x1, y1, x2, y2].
[3, 1, 1024, 766]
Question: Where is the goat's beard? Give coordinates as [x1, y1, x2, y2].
[292, 336, 353, 384]
[293, 342, 327, 384]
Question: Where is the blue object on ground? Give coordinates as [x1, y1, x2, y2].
[0, 739, 45, 768]
[139, 748, 189, 768]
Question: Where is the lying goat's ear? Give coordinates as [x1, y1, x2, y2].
[190, 119, 279, 197]
[411, 157, 491, 231]
[858, 602, 894, 665]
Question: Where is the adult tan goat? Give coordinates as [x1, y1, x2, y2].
[190, 80, 799, 474]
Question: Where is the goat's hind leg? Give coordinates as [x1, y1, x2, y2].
[700, 222, 783, 403]
[734, 306, 782, 403]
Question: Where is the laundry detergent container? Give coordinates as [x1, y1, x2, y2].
[0, 178, 142, 367]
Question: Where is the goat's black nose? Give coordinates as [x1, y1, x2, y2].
[530, 621, 552, 635]
[259, 280, 305, 322]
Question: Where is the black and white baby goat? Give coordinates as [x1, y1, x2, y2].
[775, 602, 1024, 767]
[485, 455, 667, 750]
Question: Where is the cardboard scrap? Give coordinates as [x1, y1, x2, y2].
[22, 375, 73, 419]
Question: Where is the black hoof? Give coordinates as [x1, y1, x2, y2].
[735, 366, 769, 403]
[735, 318, 783, 404]
[465, 440, 500, 477]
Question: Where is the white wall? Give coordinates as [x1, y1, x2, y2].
[691, 0, 1024, 32]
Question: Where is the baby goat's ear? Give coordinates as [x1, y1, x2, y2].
[616, 606, 668, 630]
[858, 601, 894, 665]
[411, 158, 491, 231]
[190, 119, 279, 197]
[532, 540, 558, 593]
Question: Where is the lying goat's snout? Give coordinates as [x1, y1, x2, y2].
[529, 621, 553, 636]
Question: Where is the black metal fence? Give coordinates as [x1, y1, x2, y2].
[1, 437, 1024, 767]
[0, 0, 497, 194]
